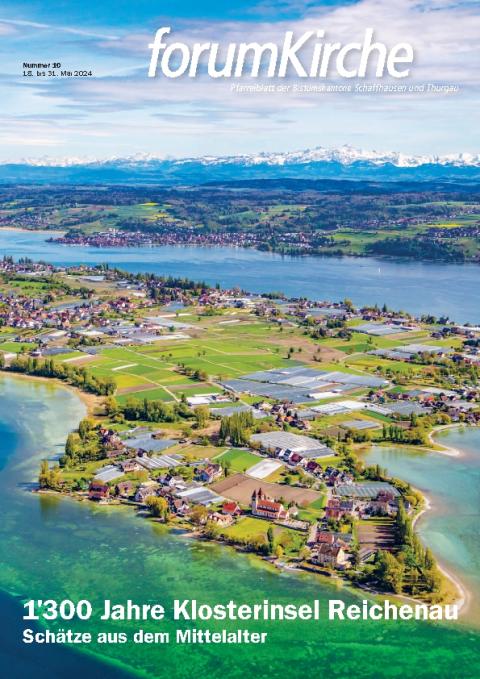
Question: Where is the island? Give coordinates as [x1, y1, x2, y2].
[0, 255, 478, 609]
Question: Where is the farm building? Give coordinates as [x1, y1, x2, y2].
[340, 419, 381, 431]
[250, 431, 328, 457]
[221, 366, 386, 405]
[355, 323, 414, 336]
[123, 436, 176, 454]
[94, 465, 125, 483]
[135, 453, 182, 470]
[335, 482, 400, 499]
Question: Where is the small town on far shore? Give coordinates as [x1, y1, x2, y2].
[1, 255, 479, 605]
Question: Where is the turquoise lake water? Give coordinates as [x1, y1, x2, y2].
[0, 376, 479, 678]
[363, 430, 480, 621]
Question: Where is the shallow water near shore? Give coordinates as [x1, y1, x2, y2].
[363, 430, 480, 622]
[0, 374, 479, 678]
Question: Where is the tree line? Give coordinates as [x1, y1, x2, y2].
[105, 395, 192, 423]
[373, 500, 443, 598]
[4, 355, 116, 396]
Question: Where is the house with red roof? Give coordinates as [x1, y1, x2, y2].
[222, 501, 242, 516]
[88, 480, 110, 501]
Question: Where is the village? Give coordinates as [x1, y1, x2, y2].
[12, 178, 476, 264]
[1, 255, 479, 603]
[82, 420, 407, 573]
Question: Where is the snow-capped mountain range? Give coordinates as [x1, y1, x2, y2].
[1, 145, 480, 184]
[6, 145, 480, 168]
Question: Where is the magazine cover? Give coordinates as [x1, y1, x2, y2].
[1, 2, 479, 678]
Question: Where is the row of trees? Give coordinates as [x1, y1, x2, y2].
[381, 423, 428, 445]
[5, 356, 116, 396]
[106, 395, 192, 423]
[373, 500, 443, 597]
[176, 363, 209, 381]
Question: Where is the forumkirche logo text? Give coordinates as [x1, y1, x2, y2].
[147, 28, 415, 80]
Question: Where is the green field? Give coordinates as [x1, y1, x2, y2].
[214, 448, 261, 473]
[221, 516, 306, 554]
[116, 386, 173, 404]
[67, 322, 299, 403]
[297, 496, 327, 522]
[0, 341, 37, 352]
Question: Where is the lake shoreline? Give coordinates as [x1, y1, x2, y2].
[0, 226, 65, 234]
[0, 375, 474, 624]
[6, 225, 478, 266]
[38, 482, 471, 621]
[365, 429, 480, 623]
[412, 491, 469, 616]
[2, 226, 480, 322]
[427, 424, 470, 457]
[36, 471, 471, 618]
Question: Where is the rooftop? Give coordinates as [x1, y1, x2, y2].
[136, 454, 181, 470]
[340, 419, 381, 430]
[124, 436, 176, 453]
[250, 431, 327, 453]
[356, 323, 414, 336]
[94, 465, 125, 483]
[335, 482, 400, 498]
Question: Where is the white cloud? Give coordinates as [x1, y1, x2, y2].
[1, 0, 479, 158]
[95, 0, 480, 84]
[0, 18, 119, 40]
[0, 21, 17, 35]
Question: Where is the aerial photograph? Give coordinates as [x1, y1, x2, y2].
[0, 1, 479, 678]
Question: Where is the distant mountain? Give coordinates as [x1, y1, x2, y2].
[1, 145, 480, 184]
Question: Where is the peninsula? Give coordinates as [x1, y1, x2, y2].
[1, 255, 478, 608]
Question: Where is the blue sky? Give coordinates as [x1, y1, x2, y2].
[0, 0, 479, 161]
